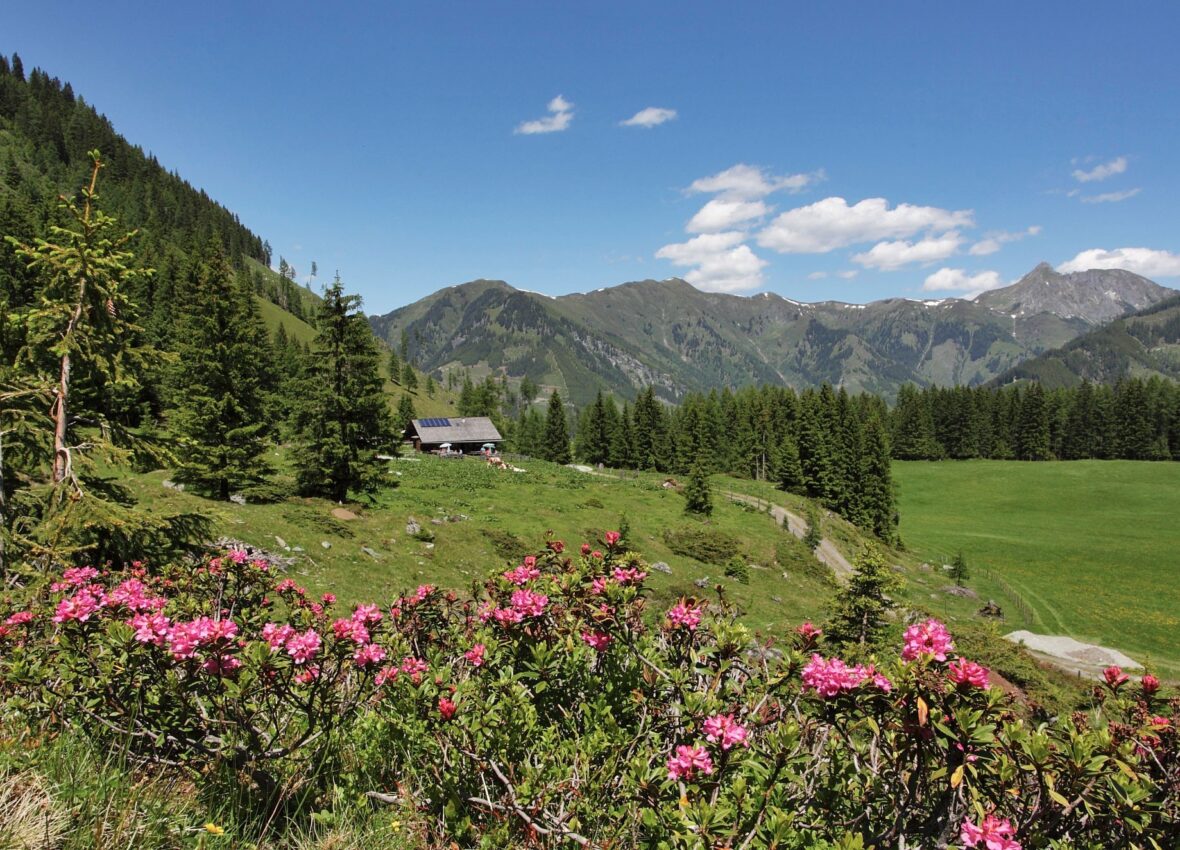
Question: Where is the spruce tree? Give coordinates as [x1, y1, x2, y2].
[859, 414, 898, 543]
[291, 276, 394, 502]
[401, 362, 418, 391]
[777, 430, 805, 494]
[802, 504, 823, 552]
[826, 546, 901, 654]
[543, 389, 571, 464]
[168, 244, 273, 499]
[388, 349, 401, 383]
[950, 550, 969, 586]
[393, 393, 416, 436]
[682, 462, 713, 517]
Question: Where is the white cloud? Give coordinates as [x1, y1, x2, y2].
[620, 106, 677, 128]
[807, 271, 828, 280]
[1057, 247, 1180, 278]
[968, 225, 1042, 256]
[1081, 188, 1141, 204]
[655, 231, 767, 293]
[1072, 156, 1127, 183]
[514, 95, 574, 135]
[922, 267, 1005, 298]
[689, 164, 825, 201]
[837, 270, 859, 279]
[686, 199, 771, 233]
[757, 196, 974, 254]
[851, 232, 963, 271]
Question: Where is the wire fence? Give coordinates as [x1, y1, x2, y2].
[978, 566, 1036, 626]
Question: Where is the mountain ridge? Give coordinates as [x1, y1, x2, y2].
[370, 265, 1177, 404]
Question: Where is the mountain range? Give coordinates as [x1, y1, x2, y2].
[370, 263, 1177, 404]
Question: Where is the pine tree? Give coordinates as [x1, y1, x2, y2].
[388, 349, 401, 383]
[1016, 384, 1052, 460]
[826, 546, 901, 653]
[393, 393, 416, 436]
[168, 244, 273, 499]
[859, 414, 897, 543]
[802, 504, 823, 552]
[950, 551, 969, 586]
[578, 391, 611, 465]
[543, 389, 571, 464]
[891, 384, 943, 459]
[401, 362, 418, 391]
[291, 276, 394, 502]
[777, 430, 805, 494]
[682, 462, 713, 517]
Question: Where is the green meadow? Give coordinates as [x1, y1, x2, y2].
[894, 460, 1180, 677]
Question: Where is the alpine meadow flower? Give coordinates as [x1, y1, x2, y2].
[948, 658, 990, 689]
[703, 713, 749, 750]
[901, 619, 954, 662]
[666, 744, 714, 781]
[960, 812, 1021, 850]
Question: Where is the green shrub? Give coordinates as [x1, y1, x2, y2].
[723, 555, 751, 585]
[662, 525, 741, 564]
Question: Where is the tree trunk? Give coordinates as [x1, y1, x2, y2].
[52, 351, 71, 483]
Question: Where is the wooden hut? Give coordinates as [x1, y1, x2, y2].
[404, 417, 503, 454]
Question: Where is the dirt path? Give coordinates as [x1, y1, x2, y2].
[566, 466, 856, 581]
[723, 491, 855, 581]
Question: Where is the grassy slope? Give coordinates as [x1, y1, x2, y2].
[124, 457, 835, 635]
[894, 460, 1180, 677]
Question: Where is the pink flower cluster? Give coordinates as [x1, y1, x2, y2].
[488, 588, 549, 626]
[581, 630, 612, 653]
[166, 617, 239, 660]
[1103, 665, 1129, 689]
[465, 643, 486, 667]
[285, 629, 322, 665]
[702, 713, 749, 750]
[901, 619, 954, 662]
[611, 566, 647, 586]
[666, 600, 703, 631]
[960, 813, 1021, 850]
[948, 658, 990, 689]
[502, 563, 541, 585]
[53, 588, 104, 623]
[0, 610, 34, 640]
[796, 621, 822, 642]
[353, 643, 387, 668]
[604, 531, 621, 547]
[666, 744, 714, 781]
[801, 654, 893, 697]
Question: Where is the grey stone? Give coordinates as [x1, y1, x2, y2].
[321, 541, 331, 550]
[361, 546, 380, 559]
[162, 479, 184, 492]
[229, 493, 246, 505]
[274, 536, 288, 550]
[406, 517, 421, 535]
[650, 561, 672, 574]
[694, 576, 710, 588]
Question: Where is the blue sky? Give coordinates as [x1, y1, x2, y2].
[7, 1, 1180, 313]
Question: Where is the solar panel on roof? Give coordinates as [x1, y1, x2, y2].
[419, 418, 451, 428]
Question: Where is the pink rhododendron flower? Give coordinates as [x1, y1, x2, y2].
[285, 629, 322, 665]
[703, 713, 749, 750]
[548, 540, 565, 554]
[801, 655, 891, 697]
[321, 593, 336, 605]
[465, 643, 486, 667]
[53, 588, 104, 623]
[493, 607, 524, 626]
[604, 531, 621, 547]
[294, 664, 321, 685]
[261, 622, 295, 649]
[502, 564, 541, 585]
[354, 643, 387, 668]
[960, 813, 1021, 850]
[62, 566, 99, 586]
[902, 619, 954, 662]
[581, 630, 612, 653]
[438, 697, 457, 720]
[591, 550, 602, 559]
[400, 656, 428, 683]
[590, 576, 611, 595]
[352, 603, 382, 624]
[375, 665, 398, 687]
[411, 584, 435, 604]
[275, 578, 305, 596]
[796, 621, 822, 642]
[332, 618, 370, 645]
[251, 558, 269, 572]
[510, 589, 548, 618]
[5, 611, 34, 626]
[666, 600, 703, 631]
[948, 658, 990, 689]
[611, 567, 647, 585]
[227, 548, 250, 564]
[1103, 666, 1129, 689]
[860, 663, 893, 693]
[1142, 674, 1160, 695]
[580, 543, 592, 556]
[666, 744, 714, 781]
[201, 654, 242, 676]
[129, 613, 171, 646]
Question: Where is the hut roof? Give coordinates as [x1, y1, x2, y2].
[408, 417, 503, 444]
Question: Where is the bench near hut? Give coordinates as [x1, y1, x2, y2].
[404, 417, 504, 456]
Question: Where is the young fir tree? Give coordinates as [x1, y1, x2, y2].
[400, 362, 418, 391]
[950, 550, 969, 586]
[859, 414, 898, 543]
[4, 152, 178, 565]
[776, 430, 806, 494]
[826, 545, 901, 654]
[393, 393, 416, 436]
[543, 389, 571, 464]
[168, 245, 274, 499]
[802, 504, 823, 552]
[682, 462, 713, 517]
[388, 349, 401, 384]
[578, 391, 611, 466]
[291, 276, 394, 502]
